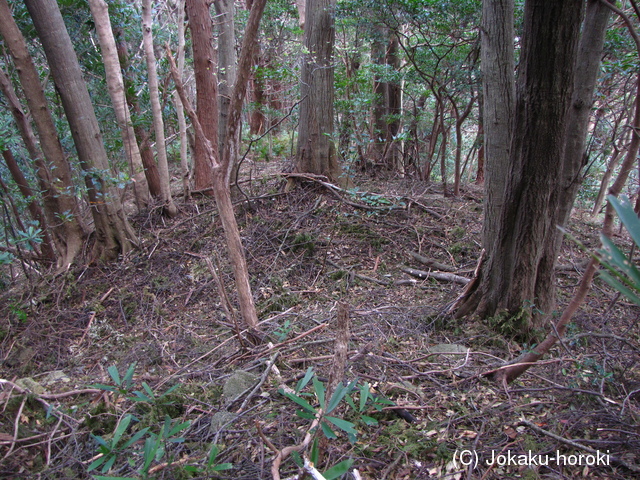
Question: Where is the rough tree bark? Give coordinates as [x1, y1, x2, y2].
[185, 0, 217, 193]
[24, 0, 138, 262]
[141, 0, 178, 217]
[295, 0, 341, 182]
[88, 0, 150, 209]
[455, 0, 588, 334]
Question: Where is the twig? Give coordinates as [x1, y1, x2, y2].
[235, 352, 279, 413]
[520, 418, 640, 473]
[76, 287, 114, 346]
[271, 409, 323, 480]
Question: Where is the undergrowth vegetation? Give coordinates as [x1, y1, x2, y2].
[0, 173, 639, 479]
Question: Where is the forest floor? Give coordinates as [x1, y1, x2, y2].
[1, 163, 639, 480]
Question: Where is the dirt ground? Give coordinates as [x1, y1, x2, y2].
[1, 166, 639, 480]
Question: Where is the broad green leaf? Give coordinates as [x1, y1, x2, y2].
[101, 455, 116, 473]
[312, 377, 326, 411]
[122, 362, 137, 387]
[598, 236, 640, 285]
[291, 451, 303, 467]
[281, 391, 316, 413]
[87, 455, 107, 472]
[608, 195, 640, 248]
[296, 367, 315, 393]
[310, 437, 319, 464]
[599, 270, 640, 306]
[107, 365, 121, 386]
[212, 463, 233, 471]
[359, 383, 371, 412]
[326, 383, 348, 414]
[320, 421, 337, 439]
[121, 427, 149, 449]
[296, 410, 316, 420]
[323, 459, 355, 480]
[324, 416, 357, 436]
[112, 415, 133, 444]
[207, 444, 220, 467]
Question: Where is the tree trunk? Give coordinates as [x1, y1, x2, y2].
[141, 0, 178, 216]
[0, 0, 86, 268]
[1, 148, 56, 264]
[115, 28, 164, 200]
[24, 0, 138, 262]
[455, 0, 586, 334]
[214, 0, 237, 153]
[186, 0, 217, 193]
[173, 0, 190, 198]
[88, 0, 150, 209]
[295, 0, 340, 182]
[167, 0, 268, 335]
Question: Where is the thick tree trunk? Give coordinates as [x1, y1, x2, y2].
[295, 0, 340, 182]
[24, 0, 138, 262]
[141, 0, 178, 217]
[456, 0, 586, 334]
[88, 0, 150, 209]
[186, 0, 217, 193]
[0, 0, 86, 268]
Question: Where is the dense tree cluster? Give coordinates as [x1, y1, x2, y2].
[1, 0, 639, 342]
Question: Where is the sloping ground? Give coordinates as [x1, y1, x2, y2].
[0, 172, 639, 480]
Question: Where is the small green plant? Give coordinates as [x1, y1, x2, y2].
[279, 368, 394, 478]
[183, 444, 233, 476]
[273, 319, 293, 342]
[92, 363, 137, 400]
[88, 414, 149, 475]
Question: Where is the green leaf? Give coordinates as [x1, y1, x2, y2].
[296, 367, 315, 393]
[212, 463, 233, 471]
[599, 270, 640, 306]
[324, 416, 357, 436]
[327, 379, 357, 413]
[608, 195, 640, 247]
[310, 437, 320, 464]
[598, 235, 640, 286]
[296, 410, 316, 420]
[359, 383, 371, 412]
[281, 391, 316, 413]
[360, 415, 378, 426]
[107, 365, 121, 386]
[291, 451, 303, 468]
[320, 421, 337, 439]
[121, 427, 149, 449]
[323, 459, 355, 480]
[101, 455, 116, 473]
[122, 362, 137, 388]
[207, 444, 220, 467]
[312, 377, 326, 411]
[112, 415, 133, 445]
[87, 455, 107, 472]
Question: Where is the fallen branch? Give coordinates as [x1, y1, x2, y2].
[408, 251, 457, 272]
[400, 266, 469, 285]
